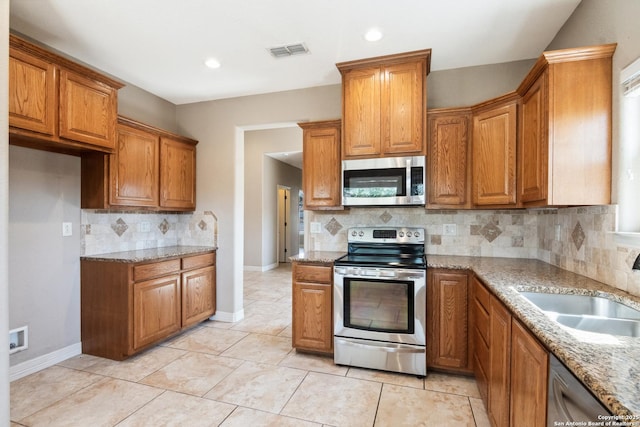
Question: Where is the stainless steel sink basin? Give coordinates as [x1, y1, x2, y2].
[519, 292, 640, 337]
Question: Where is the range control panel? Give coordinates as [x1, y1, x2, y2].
[347, 227, 425, 244]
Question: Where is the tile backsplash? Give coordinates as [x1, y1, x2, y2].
[81, 210, 217, 256]
[307, 205, 640, 297]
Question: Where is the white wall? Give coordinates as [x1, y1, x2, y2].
[244, 127, 303, 270]
[176, 86, 341, 320]
[1, 0, 10, 422]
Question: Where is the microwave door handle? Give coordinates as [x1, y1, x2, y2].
[405, 159, 411, 198]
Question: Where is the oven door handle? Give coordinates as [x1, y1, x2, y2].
[335, 338, 424, 353]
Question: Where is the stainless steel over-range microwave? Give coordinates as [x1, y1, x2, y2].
[342, 155, 425, 207]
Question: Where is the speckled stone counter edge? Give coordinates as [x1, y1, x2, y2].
[80, 245, 217, 263]
[428, 255, 640, 418]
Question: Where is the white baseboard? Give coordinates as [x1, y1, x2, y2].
[209, 309, 245, 323]
[10, 342, 82, 382]
[243, 262, 278, 272]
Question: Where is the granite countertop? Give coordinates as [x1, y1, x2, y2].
[289, 251, 346, 264]
[80, 245, 217, 263]
[429, 255, 640, 417]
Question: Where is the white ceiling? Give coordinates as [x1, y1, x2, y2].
[9, 0, 581, 105]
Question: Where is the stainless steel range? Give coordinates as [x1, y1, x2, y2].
[333, 227, 427, 376]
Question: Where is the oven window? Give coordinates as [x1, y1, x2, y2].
[343, 168, 406, 198]
[344, 278, 414, 334]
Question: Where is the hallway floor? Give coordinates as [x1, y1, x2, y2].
[10, 264, 490, 426]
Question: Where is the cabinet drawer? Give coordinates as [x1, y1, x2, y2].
[473, 278, 491, 312]
[134, 259, 181, 282]
[474, 298, 490, 345]
[182, 252, 215, 270]
[294, 264, 332, 284]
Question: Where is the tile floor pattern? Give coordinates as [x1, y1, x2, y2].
[10, 264, 491, 427]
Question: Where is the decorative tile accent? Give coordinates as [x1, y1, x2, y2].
[572, 221, 585, 250]
[158, 219, 170, 235]
[470, 225, 482, 236]
[198, 220, 208, 231]
[380, 211, 393, 223]
[111, 218, 128, 237]
[84, 224, 92, 235]
[430, 235, 442, 245]
[480, 223, 502, 243]
[325, 218, 343, 236]
[511, 236, 524, 247]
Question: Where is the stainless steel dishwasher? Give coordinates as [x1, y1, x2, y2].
[547, 354, 611, 426]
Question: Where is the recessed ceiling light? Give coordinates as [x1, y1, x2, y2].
[364, 28, 383, 42]
[204, 58, 221, 69]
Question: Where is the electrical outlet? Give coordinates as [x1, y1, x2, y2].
[443, 224, 457, 236]
[310, 222, 322, 233]
[139, 222, 151, 232]
[62, 222, 72, 237]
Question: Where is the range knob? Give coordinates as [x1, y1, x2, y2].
[413, 230, 421, 238]
[406, 231, 413, 237]
[351, 230, 358, 237]
[358, 231, 365, 237]
[398, 231, 404, 237]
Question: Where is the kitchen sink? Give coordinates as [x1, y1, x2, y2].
[519, 292, 640, 337]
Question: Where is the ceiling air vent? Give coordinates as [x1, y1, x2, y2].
[268, 43, 309, 58]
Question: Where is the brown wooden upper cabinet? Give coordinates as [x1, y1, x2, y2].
[9, 34, 122, 154]
[82, 116, 197, 211]
[427, 108, 472, 209]
[337, 49, 431, 159]
[517, 44, 616, 207]
[298, 120, 342, 210]
[472, 94, 519, 207]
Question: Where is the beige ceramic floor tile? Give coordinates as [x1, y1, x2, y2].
[279, 351, 348, 376]
[243, 299, 291, 317]
[230, 312, 291, 335]
[470, 397, 491, 427]
[281, 372, 381, 426]
[374, 384, 475, 427]
[167, 325, 249, 354]
[220, 333, 293, 364]
[220, 407, 321, 427]
[10, 365, 104, 421]
[20, 377, 163, 427]
[140, 351, 243, 396]
[82, 346, 186, 382]
[424, 372, 481, 398]
[56, 353, 104, 370]
[204, 361, 306, 413]
[277, 324, 293, 338]
[117, 390, 236, 426]
[347, 366, 424, 389]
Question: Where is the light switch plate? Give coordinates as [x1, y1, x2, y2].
[62, 222, 72, 237]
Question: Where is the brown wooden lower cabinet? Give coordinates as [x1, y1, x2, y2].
[292, 262, 333, 354]
[472, 274, 549, 427]
[81, 251, 216, 360]
[427, 269, 473, 373]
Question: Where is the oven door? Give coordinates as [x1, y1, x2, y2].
[333, 266, 426, 346]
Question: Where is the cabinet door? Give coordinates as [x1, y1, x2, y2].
[519, 72, 548, 204]
[472, 276, 491, 405]
[160, 137, 196, 210]
[427, 270, 472, 372]
[472, 102, 517, 206]
[489, 296, 512, 427]
[9, 48, 57, 136]
[59, 69, 117, 149]
[133, 274, 181, 350]
[510, 319, 548, 427]
[428, 111, 471, 207]
[301, 121, 342, 209]
[342, 67, 381, 158]
[110, 124, 160, 207]
[292, 281, 333, 353]
[381, 60, 425, 155]
[182, 266, 216, 328]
